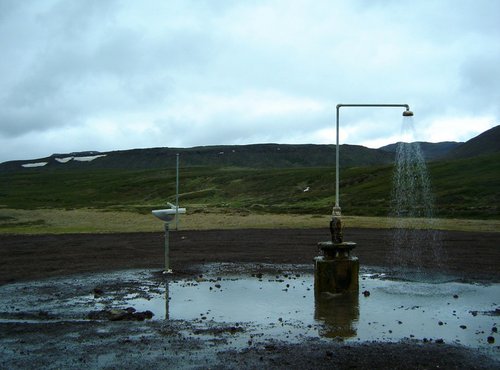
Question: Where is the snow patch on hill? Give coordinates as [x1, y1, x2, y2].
[22, 162, 48, 168]
[22, 154, 107, 168]
[54, 154, 107, 163]
[73, 155, 107, 162]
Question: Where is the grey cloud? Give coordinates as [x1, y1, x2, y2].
[459, 53, 500, 112]
[1, 0, 499, 162]
[0, 0, 214, 137]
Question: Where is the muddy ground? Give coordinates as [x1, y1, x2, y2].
[0, 228, 499, 369]
[1, 228, 499, 285]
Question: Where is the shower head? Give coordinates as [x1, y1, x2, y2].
[402, 109, 414, 117]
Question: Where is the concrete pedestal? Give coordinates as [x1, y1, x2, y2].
[314, 255, 359, 295]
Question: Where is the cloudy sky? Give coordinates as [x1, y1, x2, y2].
[1, 0, 499, 162]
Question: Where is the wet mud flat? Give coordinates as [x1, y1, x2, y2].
[0, 228, 499, 368]
[1, 264, 499, 369]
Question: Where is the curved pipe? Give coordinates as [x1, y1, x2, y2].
[334, 103, 413, 208]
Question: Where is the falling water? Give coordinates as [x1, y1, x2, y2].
[389, 116, 444, 272]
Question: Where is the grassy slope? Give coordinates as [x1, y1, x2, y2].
[0, 153, 498, 224]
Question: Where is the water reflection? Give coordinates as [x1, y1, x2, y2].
[165, 281, 169, 320]
[314, 292, 359, 338]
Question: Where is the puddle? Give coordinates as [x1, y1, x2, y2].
[129, 274, 499, 348]
[0, 265, 498, 359]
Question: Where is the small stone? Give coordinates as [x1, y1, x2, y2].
[492, 327, 498, 333]
[362, 290, 370, 297]
[438, 321, 444, 326]
[37, 311, 50, 318]
[139, 310, 154, 320]
[460, 325, 467, 330]
[487, 336, 495, 344]
[109, 309, 127, 321]
[435, 339, 444, 344]
[453, 294, 459, 299]
[215, 284, 221, 289]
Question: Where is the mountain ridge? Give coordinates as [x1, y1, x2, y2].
[1, 125, 498, 172]
[379, 141, 462, 160]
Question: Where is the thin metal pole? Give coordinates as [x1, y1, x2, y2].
[175, 153, 179, 230]
[164, 222, 170, 272]
[335, 105, 340, 208]
[334, 103, 412, 209]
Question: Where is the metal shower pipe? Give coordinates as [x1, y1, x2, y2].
[334, 104, 413, 208]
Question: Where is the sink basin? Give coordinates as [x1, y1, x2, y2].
[152, 207, 186, 222]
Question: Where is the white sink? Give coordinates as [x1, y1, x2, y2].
[152, 207, 186, 222]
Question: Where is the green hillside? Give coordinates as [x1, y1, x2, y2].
[1, 153, 498, 219]
[445, 125, 500, 159]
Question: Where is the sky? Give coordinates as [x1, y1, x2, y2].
[1, 0, 499, 162]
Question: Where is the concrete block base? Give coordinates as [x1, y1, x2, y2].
[314, 256, 359, 295]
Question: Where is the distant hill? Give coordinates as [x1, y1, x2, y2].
[379, 141, 462, 161]
[0, 144, 395, 172]
[445, 125, 500, 159]
[1, 125, 498, 173]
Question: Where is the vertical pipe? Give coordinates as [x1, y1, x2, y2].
[175, 153, 180, 230]
[164, 222, 170, 272]
[335, 105, 340, 208]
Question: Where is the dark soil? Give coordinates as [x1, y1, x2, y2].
[0, 228, 499, 369]
[1, 228, 499, 285]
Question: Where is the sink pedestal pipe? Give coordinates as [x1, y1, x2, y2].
[152, 205, 186, 274]
[163, 222, 172, 273]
